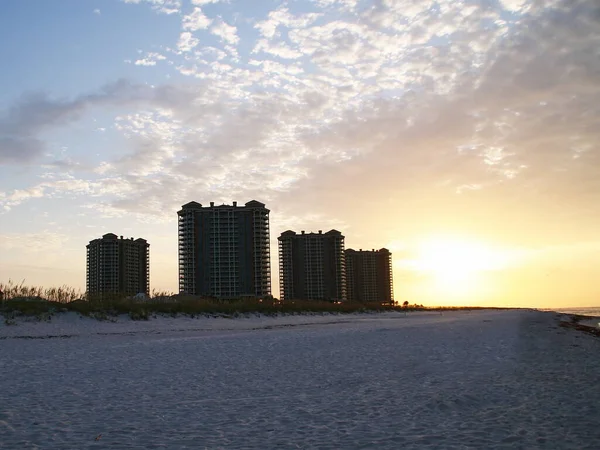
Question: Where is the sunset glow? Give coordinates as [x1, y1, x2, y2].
[0, 0, 599, 308]
[396, 237, 511, 302]
[417, 238, 499, 283]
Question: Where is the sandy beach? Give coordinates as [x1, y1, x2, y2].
[1, 309, 599, 449]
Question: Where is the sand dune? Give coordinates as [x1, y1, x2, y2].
[0, 310, 598, 449]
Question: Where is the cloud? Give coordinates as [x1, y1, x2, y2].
[93, 8, 101, 15]
[0, 186, 46, 210]
[253, 39, 303, 59]
[182, 7, 212, 31]
[498, 0, 529, 13]
[0, 231, 71, 252]
[0, 136, 44, 164]
[121, 0, 181, 14]
[0, 173, 137, 212]
[1, 0, 598, 245]
[134, 52, 167, 66]
[210, 18, 239, 45]
[41, 157, 82, 172]
[255, 7, 321, 39]
[0, 80, 156, 164]
[0, 80, 214, 165]
[177, 32, 199, 52]
[191, 0, 220, 5]
[261, 0, 600, 241]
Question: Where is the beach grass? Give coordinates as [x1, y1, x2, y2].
[0, 280, 513, 321]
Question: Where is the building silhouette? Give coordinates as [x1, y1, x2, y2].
[86, 233, 149, 296]
[278, 230, 346, 302]
[177, 200, 271, 298]
[345, 248, 393, 304]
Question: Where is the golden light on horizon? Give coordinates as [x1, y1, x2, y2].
[408, 236, 513, 301]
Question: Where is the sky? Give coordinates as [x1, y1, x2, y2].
[0, 0, 599, 308]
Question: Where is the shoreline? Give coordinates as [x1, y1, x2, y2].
[556, 312, 600, 338]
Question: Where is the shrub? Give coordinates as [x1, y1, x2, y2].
[129, 308, 150, 321]
[3, 281, 517, 321]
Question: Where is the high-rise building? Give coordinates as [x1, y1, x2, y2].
[177, 200, 271, 298]
[86, 233, 150, 296]
[345, 248, 393, 305]
[278, 230, 346, 302]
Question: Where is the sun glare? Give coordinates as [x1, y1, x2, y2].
[412, 237, 509, 297]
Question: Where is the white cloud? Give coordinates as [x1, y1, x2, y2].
[94, 162, 115, 174]
[93, 9, 101, 15]
[311, 0, 358, 11]
[255, 7, 321, 39]
[0, 175, 136, 212]
[177, 32, 199, 52]
[135, 60, 156, 66]
[498, 0, 530, 13]
[182, 7, 212, 31]
[121, 0, 181, 14]
[134, 52, 167, 66]
[210, 19, 239, 45]
[1, 186, 46, 210]
[2, 0, 599, 237]
[253, 39, 303, 59]
[0, 232, 71, 252]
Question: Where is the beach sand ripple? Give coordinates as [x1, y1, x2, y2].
[1, 310, 599, 449]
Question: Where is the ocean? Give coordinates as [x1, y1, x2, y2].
[548, 307, 600, 317]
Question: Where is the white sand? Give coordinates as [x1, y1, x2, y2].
[0, 310, 598, 449]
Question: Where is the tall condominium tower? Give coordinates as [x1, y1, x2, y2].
[278, 230, 346, 302]
[177, 200, 271, 298]
[345, 248, 394, 305]
[86, 233, 150, 296]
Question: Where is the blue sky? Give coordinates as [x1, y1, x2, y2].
[1, 0, 599, 307]
[0, 2, 170, 101]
